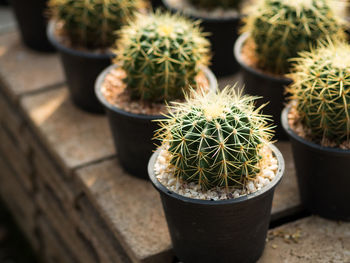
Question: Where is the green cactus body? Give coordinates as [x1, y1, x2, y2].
[114, 12, 211, 102]
[49, 0, 143, 49]
[188, 0, 242, 10]
[157, 88, 272, 189]
[287, 41, 350, 144]
[243, 0, 342, 75]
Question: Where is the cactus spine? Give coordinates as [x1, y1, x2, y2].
[188, 0, 243, 10]
[156, 87, 273, 189]
[48, 0, 143, 48]
[114, 12, 211, 102]
[243, 0, 343, 75]
[287, 40, 350, 144]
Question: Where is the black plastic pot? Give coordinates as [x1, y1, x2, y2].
[10, 0, 54, 52]
[96, 65, 217, 180]
[47, 21, 113, 114]
[163, 0, 242, 77]
[234, 33, 292, 140]
[282, 107, 350, 221]
[151, 0, 164, 9]
[148, 145, 285, 263]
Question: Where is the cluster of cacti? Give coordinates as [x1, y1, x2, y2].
[48, 0, 144, 48]
[243, 0, 343, 75]
[156, 87, 273, 189]
[287, 40, 350, 144]
[114, 12, 211, 102]
[188, 0, 243, 10]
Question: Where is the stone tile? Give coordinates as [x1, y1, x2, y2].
[75, 159, 173, 263]
[272, 142, 302, 220]
[37, 214, 78, 263]
[74, 194, 132, 263]
[21, 86, 115, 173]
[0, 31, 64, 101]
[259, 216, 350, 263]
[0, 124, 33, 193]
[0, 154, 37, 247]
[35, 177, 99, 263]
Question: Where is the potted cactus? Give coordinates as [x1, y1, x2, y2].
[11, 0, 54, 52]
[163, 0, 245, 76]
[47, 0, 144, 113]
[234, 0, 343, 139]
[282, 40, 350, 221]
[148, 87, 285, 263]
[95, 12, 217, 179]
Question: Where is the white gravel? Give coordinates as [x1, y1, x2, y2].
[154, 145, 278, 200]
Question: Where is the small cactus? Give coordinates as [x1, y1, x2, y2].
[156, 87, 273, 189]
[287, 40, 350, 144]
[113, 12, 211, 102]
[48, 0, 144, 48]
[243, 0, 343, 75]
[188, 0, 243, 10]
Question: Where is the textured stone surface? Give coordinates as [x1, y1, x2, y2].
[0, 31, 64, 101]
[260, 216, 350, 263]
[74, 193, 132, 263]
[0, 153, 37, 249]
[272, 142, 302, 220]
[37, 214, 78, 263]
[75, 159, 173, 263]
[21, 86, 115, 173]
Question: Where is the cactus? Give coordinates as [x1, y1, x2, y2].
[48, 0, 144, 49]
[114, 12, 211, 102]
[287, 40, 350, 144]
[243, 0, 343, 75]
[187, 0, 243, 10]
[156, 87, 273, 189]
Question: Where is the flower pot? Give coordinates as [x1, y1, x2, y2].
[163, 0, 241, 77]
[281, 107, 350, 221]
[151, 0, 164, 9]
[47, 21, 114, 114]
[148, 145, 285, 263]
[95, 65, 217, 180]
[234, 33, 292, 140]
[10, 0, 54, 52]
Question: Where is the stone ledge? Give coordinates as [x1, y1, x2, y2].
[75, 158, 173, 263]
[21, 86, 115, 174]
[0, 31, 64, 102]
[260, 216, 350, 262]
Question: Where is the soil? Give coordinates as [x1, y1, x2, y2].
[101, 67, 210, 116]
[241, 37, 287, 79]
[288, 104, 350, 150]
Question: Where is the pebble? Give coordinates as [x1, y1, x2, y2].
[155, 146, 278, 200]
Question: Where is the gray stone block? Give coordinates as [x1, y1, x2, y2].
[21, 86, 115, 174]
[260, 216, 350, 262]
[0, 32, 64, 102]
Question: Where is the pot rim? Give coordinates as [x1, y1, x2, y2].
[281, 105, 350, 154]
[148, 144, 285, 206]
[162, 0, 242, 22]
[95, 64, 218, 120]
[234, 32, 292, 83]
[47, 20, 114, 59]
